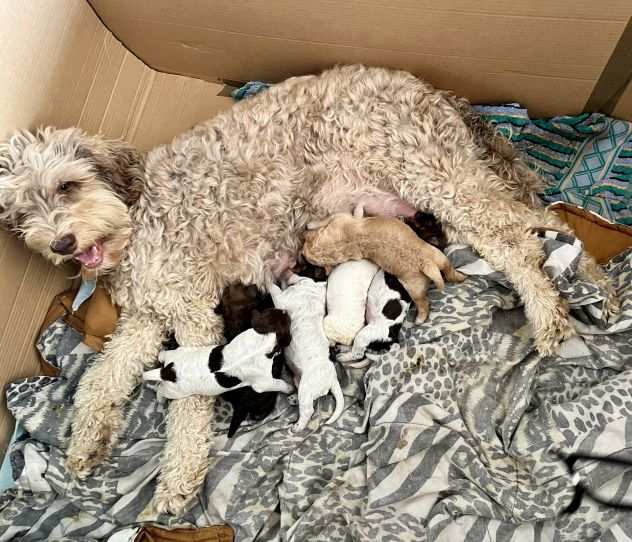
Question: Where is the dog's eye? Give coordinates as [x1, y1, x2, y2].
[57, 181, 77, 194]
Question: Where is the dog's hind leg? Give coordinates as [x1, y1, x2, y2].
[66, 313, 165, 478]
[150, 303, 224, 515]
[391, 163, 574, 354]
[531, 208, 620, 318]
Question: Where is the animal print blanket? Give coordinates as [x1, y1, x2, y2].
[1, 234, 632, 541]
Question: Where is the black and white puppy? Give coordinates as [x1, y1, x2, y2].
[337, 270, 411, 365]
[144, 309, 293, 402]
[215, 284, 284, 437]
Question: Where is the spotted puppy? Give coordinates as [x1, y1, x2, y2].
[269, 273, 344, 432]
[143, 311, 293, 400]
[337, 270, 411, 365]
[215, 284, 282, 437]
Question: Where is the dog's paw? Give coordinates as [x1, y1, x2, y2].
[533, 304, 575, 357]
[65, 434, 111, 479]
[603, 289, 621, 319]
[66, 402, 120, 478]
[151, 487, 191, 517]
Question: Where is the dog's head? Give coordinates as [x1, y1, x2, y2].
[0, 127, 144, 274]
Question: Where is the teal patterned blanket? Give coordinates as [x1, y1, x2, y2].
[473, 104, 632, 225]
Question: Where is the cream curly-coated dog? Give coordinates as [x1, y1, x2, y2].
[0, 65, 618, 513]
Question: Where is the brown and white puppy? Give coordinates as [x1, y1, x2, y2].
[303, 210, 466, 323]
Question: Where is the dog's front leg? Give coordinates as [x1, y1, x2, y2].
[66, 312, 164, 478]
[151, 305, 223, 515]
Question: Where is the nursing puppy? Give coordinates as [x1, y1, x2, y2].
[323, 259, 379, 345]
[269, 273, 344, 432]
[304, 210, 466, 323]
[403, 211, 447, 250]
[338, 270, 411, 364]
[144, 310, 293, 400]
[214, 284, 285, 437]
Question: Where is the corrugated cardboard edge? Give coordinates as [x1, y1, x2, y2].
[584, 17, 632, 115]
[549, 202, 632, 263]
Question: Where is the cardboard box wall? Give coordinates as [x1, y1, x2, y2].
[0, 0, 631, 453]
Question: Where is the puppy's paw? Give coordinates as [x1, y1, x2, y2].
[337, 350, 362, 363]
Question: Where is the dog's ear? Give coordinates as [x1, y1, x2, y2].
[76, 136, 144, 206]
[0, 130, 38, 230]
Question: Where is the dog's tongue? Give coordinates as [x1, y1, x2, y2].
[75, 243, 103, 268]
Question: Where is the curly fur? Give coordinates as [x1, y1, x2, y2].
[0, 64, 619, 514]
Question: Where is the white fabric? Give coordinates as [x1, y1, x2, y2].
[324, 260, 379, 345]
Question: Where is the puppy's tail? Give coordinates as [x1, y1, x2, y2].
[326, 380, 345, 426]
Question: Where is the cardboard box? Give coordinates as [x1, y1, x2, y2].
[0, 0, 631, 452]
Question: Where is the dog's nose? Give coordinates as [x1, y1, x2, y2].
[50, 234, 77, 255]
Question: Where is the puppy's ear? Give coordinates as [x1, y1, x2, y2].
[76, 136, 144, 206]
[245, 284, 259, 298]
[250, 309, 263, 331]
[214, 303, 225, 316]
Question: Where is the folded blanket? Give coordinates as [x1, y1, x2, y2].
[2, 230, 632, 541]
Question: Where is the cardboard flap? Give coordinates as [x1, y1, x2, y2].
[90, 0, 632, 117]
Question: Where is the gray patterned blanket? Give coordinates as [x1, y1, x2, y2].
[1, 233, 632, 542]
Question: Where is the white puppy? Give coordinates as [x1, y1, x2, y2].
[143, 328, 294, 400]
[323, 259, 379, 345]
[269, 273, 344, 431]
[337, 270, 410, 366]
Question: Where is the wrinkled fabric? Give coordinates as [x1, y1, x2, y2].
[1, 234, 632, 541]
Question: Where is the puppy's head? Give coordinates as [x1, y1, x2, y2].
[292, 255, 328, 282]
[251, 308, 291, 349]
[0, 127, 144, 274]
[403, 211, 447, 249]
[302, 213, 356, 266]
[216, 283, 274, 341]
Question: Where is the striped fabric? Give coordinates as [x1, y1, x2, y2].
[474, 104, 632, 225]
[2, 235, 632, 541]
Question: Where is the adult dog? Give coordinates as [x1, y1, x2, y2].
[0, 65, 617, 513]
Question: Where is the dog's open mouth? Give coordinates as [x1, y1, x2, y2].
[74, 241, 104, 268]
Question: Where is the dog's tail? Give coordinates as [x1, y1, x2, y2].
[326, 380, 345, 425]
